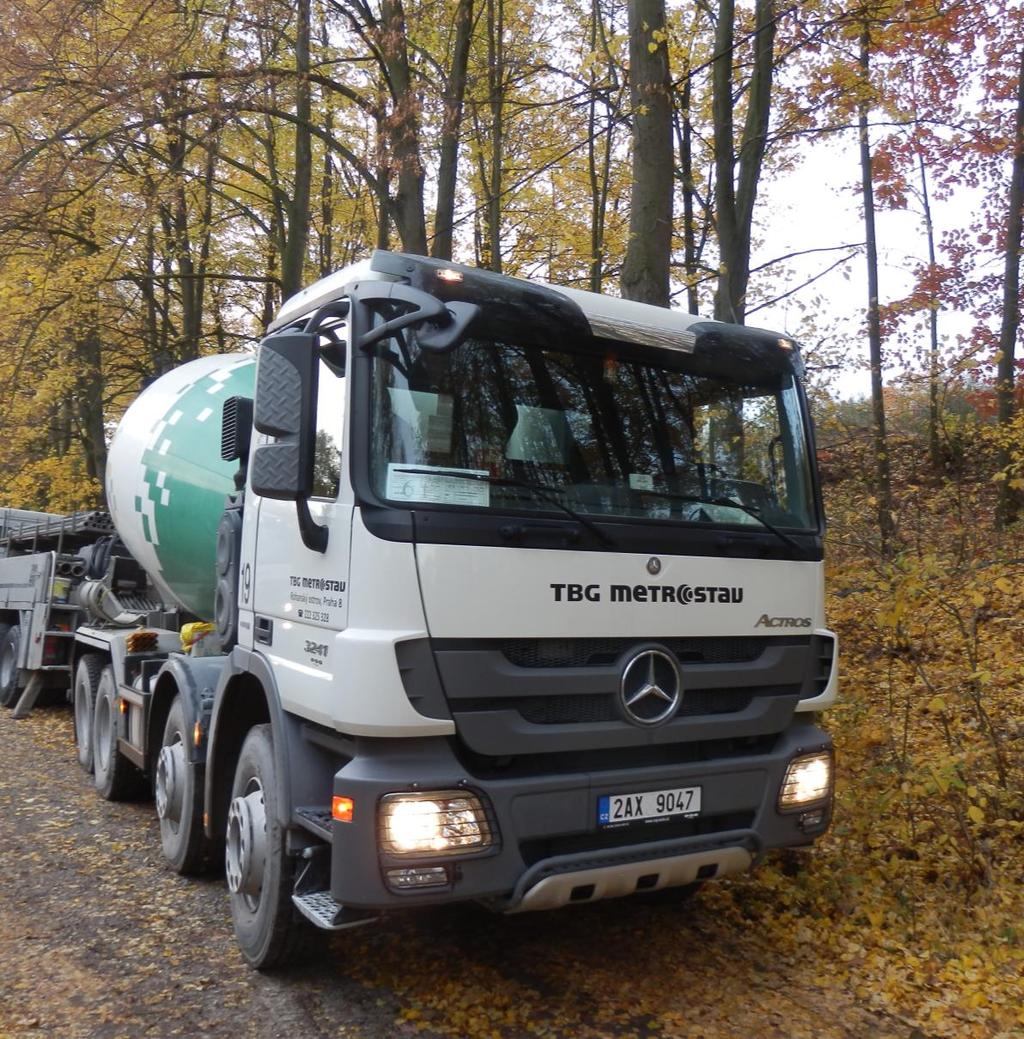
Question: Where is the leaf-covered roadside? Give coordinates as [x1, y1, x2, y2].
[743, 419, 1024, 1039]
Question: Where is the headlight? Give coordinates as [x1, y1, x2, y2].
[779, 751, 832, 810]
[379, 791, 492, 856]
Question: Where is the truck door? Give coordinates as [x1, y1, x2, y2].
[247, 352, 352, 724]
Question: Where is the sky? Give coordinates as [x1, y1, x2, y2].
[752, 127, 990, 402]
[755, 134, 929, 399]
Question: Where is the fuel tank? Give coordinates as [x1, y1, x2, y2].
[105, 354, 256, 620]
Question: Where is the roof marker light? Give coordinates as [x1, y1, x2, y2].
[436, 269, 464, 283]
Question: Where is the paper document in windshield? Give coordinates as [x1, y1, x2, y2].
[386, 464, 490, 507]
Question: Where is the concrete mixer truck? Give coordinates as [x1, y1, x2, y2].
[1, 250, 837, 969]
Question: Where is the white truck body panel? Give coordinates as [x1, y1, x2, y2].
[413, 543, 825, 638]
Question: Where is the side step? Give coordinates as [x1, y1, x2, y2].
[295, 806, 333, 842]
[292, 891, 379, 932]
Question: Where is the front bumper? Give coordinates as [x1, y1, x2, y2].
[329, 717, 831, 911]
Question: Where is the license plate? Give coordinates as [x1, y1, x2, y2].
[598, 786, 701, 827]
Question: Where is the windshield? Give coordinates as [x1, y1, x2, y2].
[368, 334, 817, 531]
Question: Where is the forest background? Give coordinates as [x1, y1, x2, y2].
[0, 0, 1023, 1034]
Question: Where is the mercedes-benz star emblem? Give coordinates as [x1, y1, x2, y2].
[647, 556, 661, 575]
[619, 648, 682, 727]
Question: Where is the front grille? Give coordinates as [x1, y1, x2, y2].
[459, 734, 779, 780]
[499, 636, 802, 670]
[456, 685, 800, 725]
[433, 636, 809, 760]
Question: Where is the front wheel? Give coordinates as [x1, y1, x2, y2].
[226, 724, 310, 969]
[156, 696, 209, 874]
[93, 666, 145, 801]
[0, 625, 22, 708]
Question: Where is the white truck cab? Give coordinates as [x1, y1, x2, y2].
[196, 250, 836, 965]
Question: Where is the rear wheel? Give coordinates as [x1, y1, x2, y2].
[74, 654, 104, 772]
[156, 696, 209, 874]
[0, 625, 23, 708]
[226, 724, 310, 969]
[93, 665, 145, 800]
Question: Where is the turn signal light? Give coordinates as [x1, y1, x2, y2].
[332, 796, 355, 823]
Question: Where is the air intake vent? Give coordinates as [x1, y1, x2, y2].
[499, 636, 779, 670]
[813, 635, 836, 695]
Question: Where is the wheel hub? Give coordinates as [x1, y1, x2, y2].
[155, 740, 186, 823]
[225, 785, 268, 899]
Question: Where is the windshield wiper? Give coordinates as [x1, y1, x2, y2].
[634, 487, 812, 558]
[392, 468, 617, 549]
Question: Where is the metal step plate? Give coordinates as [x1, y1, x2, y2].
[291, 891, 379, 932]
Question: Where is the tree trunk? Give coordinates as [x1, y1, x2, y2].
[858, 26, 896, 556]
[916, 150, 943, 470]
[712, 0, 775, 323]
[71, 207, 107, 494]
[620, 0, 673, 307]
[381, 0, 428, 255]
[281, 0, 312, 299]
[995, 46, 1024, 530]
[676, 81, 700, 314]
[261, 214, 279, 332]
[432, 0, 474, 260]
[319, 17, 335, 277]
[76, 315, 107, 493]
[586, 0, 617, 293]
[483, 0, 505, 273]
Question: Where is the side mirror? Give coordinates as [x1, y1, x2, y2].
[416, 301, 479, 353]
[250, 331, 328, 552]
[352, 283, 479, 353]
[250, 331, 318, 500]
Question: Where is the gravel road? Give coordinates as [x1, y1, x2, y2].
[0, 705, 912, 1039]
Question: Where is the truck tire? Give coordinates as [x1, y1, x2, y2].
[156, 696, 209, 874]
[0, 624, 23, 708]
[73, 654, 104, 773]
[225, 724, 310, 969]
[92, 665, 145, 801]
